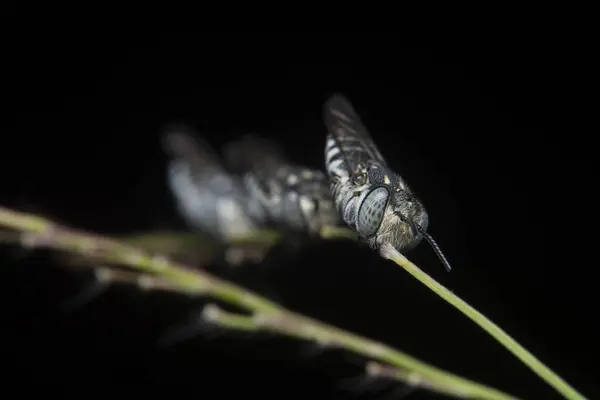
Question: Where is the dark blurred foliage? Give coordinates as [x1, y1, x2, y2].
[0, 31, 595, 399]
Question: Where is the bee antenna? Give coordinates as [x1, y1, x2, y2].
[413, 222, 452, 272]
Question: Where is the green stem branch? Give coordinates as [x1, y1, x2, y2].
[379, 243, 586, 400]
[0, 205, 517, 400]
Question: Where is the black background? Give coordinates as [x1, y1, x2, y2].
[1, 32, 595, 399]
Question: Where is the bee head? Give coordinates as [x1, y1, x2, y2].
[391, 189, 452, 272]
[388, 189, 428, 250]
[393, 190, 428, 234]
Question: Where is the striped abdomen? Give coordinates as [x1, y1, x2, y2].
[242, 163, 340, 233]
[324, 134, 372, 232]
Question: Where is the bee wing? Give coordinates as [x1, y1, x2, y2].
[223, 134, 341, 234]
[162, 124, 226, 179]
[222, 133, 288, 177]
[162, 125, 260, 239]
[222, 133, 288, 216]
[323, 93, 388, 173]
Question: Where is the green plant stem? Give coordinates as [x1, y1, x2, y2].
[0, 205, 518, 400]
[379, 243, 586, 400]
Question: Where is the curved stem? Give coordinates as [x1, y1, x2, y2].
[0, 205, 517, 400]
[379, 243, 586, 400]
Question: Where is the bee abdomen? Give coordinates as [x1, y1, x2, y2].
[325, 134, 350, 181]
[167, 161, 259, 240]
[243, 165, 341, 233]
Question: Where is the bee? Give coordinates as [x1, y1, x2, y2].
[163, 126, 341, 241]
[162, 125, 266, 241]
[322, 94, 452, 272]
[223, 134, 342, 235]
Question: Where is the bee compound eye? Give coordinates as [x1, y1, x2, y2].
[357, 187, 389, 237]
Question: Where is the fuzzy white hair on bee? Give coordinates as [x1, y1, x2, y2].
[161, 124, 264, 241]
[322, 94, 451, 272]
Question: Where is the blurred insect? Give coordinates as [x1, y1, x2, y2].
[162, 125, 267, 242]
[164, 127, 342, 241]
[223, 134, 342, 235]
[322, 94, 452, 272]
